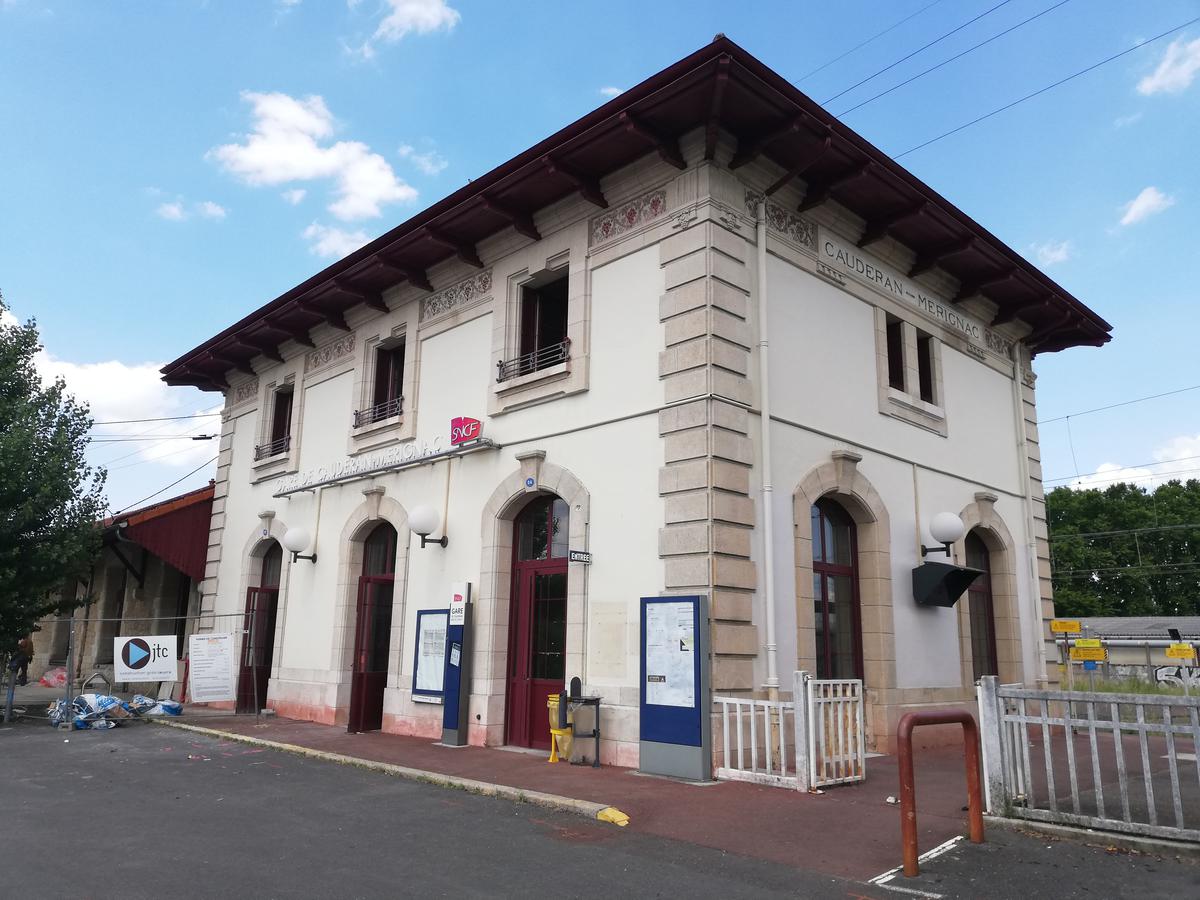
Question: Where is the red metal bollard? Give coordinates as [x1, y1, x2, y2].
[896, 710, 985, 877]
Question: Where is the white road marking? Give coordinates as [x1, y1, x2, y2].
[865, 835, 963, 898]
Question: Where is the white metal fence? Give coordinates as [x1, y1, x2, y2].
[978, 675, 1200, 843]
[713, 671, 866, 791]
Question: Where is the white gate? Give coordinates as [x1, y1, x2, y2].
[713, 671, 866, 790]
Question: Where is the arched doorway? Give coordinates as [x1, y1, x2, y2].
[349, 522, 397, 733]
[505, 495, 569, 749]
[237, 541, 282, 713]
[965, 530, 999, 680]
[811, 498, 864, 681]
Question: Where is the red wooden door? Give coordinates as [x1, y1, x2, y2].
[506, 566, 568, 749]
[237, 587, 279, 714]
[349, 576, 394, 733]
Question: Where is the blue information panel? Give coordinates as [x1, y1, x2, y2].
[640, 595, 703, 747]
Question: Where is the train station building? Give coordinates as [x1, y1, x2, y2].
[161, 37, 1110, 763]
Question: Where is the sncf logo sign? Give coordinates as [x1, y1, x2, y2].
[450, 416, 483, 446]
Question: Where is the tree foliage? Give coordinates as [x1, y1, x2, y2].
[0, 293, 106, 650]
[1048, 479, 1200, 618]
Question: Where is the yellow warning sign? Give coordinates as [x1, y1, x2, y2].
[1075, 638, 1102, 649]
[1165, 643, 1196, 660]
[1051, 619, 1081, 634]
[1070, 647, 1107, 661]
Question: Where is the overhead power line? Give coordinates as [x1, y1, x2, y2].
[836, 0, 1072, 117]
[90, 411, 220, 426]
[799, 0, 947, 82]
[110, 456, 218, 517]
[1049, 465, 1200, 490]
[1045, 454, 1200, 485]
[89, 435, 216, 444]
[895, 15, 1200, 158]
[1042, 384, 1200, 425]
[823, 0, 1017, 104]
[1050, 522, 1200, 542]
[1053, 561, 1200, 577]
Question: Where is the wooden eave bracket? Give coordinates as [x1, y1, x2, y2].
[990, 297, 1041, 327]
[332, 278, 387, 313]
[541, 156, 608, 209]
[481, 196, 541, 242]
[728, 113, 807, 170]
[908, 237, 975, 278]
[619, 111, 685, 170]
[858, 200, 928, 248]
[211, 351, 255, 377]
[263, 317, 315, 348]
[297, 299, 351, 332]
[424, 228, 484, 268]
[798, 161, 872, 213]
[953, 267, 1017, 304]
[236, 337, 284, 364]
[703, 55, 731, 161]
[765, 132, 832, 197]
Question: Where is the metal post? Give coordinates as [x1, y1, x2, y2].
[3, 656, 14, 723]
[977, 676, 1006, 814]
[793, 670, 810, 792]
[64, 612, 75, 710]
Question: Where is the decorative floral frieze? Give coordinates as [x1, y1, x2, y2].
[230, 379, 259, 405]
[420, 268, 493, 321]
[305, 333, 356, 372]
[590, 189, 667, 245]
[745, 190, 817, 251]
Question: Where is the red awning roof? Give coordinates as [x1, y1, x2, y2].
[105, 484, 214, 582]
[161, 36, 1111, 391]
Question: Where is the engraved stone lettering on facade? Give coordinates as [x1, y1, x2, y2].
[743, 190, 817, 251]
[231, 379, 259, 405]
[305, 333, 356, 372]
[420, 268, 493, 321]
[589, 189, 667, 245]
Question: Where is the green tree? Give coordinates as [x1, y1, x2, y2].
[1048, 479, 1200, 618]
[0, 293, 106, 654]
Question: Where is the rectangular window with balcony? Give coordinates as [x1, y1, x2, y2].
[356, 340, 405, 427]
[255, 388, 292, 460]
[498, 272, 569, 382]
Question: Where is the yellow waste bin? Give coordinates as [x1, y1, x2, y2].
[546, 693, 573, 763]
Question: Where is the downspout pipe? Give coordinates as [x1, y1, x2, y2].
[756, 200, 779, 698]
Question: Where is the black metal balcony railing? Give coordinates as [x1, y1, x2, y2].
[496, 338, 570, 383]
[253, 435, 290, 461]
[353, 396, 404, 428]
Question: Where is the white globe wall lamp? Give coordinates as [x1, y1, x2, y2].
[409, 504, 447, 549]
[282, 526, 317, 564]
[921, 512, 965, 559]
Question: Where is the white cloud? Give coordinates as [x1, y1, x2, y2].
[397, 142, 448, 175]
[1113, 112, 1142, 128]
[303, 221, 369, 259]
[1068, 462, 1158, 490]
[156, 201, 186, 221]
[355, 0, 460, 59]
[1029, 239, 1072, 266]
[281, 188, 307, 205]
[598, 86, 623, 98]
[209, 91, 417, 221]
[1137, 37, 1200, 95]
[197, 200, 227, 219]
[1067, 433, 1200, 490]
[1119, 186, 1175, 226]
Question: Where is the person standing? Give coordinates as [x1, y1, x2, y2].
[12, 635, 34, 686]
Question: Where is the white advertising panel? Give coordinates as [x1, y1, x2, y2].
[113, 635, 178, 682]
[188, 633, 236, 702]
[414, 612, 448, 695]
[644, 601, 696, 708]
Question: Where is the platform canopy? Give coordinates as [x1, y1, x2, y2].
[162, 36, 1111, 392]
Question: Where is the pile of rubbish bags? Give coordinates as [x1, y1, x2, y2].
[47, 693, 183, 730]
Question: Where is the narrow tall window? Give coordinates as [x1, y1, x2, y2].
[357, 340, 405, 426]
[965, 531, 998, 680]
[810, 499, 864, 681]
[885, 316, 905, 391]
[270, 389, 293, 446]
[916, 333, 935, 403]
[520, 274, 568, 360]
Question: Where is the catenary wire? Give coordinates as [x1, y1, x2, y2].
[822, 0, 1017, 104]
[88, 435, 216, 443]
[109, 456, 218, 517]
[1042, 384, 1200, 425]
[1045, 454, 1200, 485]
[894, 15, 1200, 158]
[1047, 465, 1200, 490]
[798, 0, 948, 82]
[90, 411, 220, 426]
[836, 0, 1072, 117]
[1050, 523, 1200, 542]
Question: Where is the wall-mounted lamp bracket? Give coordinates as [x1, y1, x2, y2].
[418, 534, 448, 549]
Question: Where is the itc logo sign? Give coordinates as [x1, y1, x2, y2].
[450, 416, 482, 446]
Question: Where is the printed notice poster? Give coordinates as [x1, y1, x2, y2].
[645, 600, 696, 708]
[414, 611, 448, 695]
[188, 633, 236, 703]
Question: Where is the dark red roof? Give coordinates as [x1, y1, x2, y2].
[105, 484, 214, 582]
[162, 36, 1110, 391]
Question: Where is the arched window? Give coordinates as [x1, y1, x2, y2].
[811, 498, 863, 680]
[261, 542, 283, 588]
[515, 495, 569, 561]
[362, 523, 398, 577]
[965, 531, 998, 680]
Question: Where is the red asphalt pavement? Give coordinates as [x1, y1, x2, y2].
[171, 714, 977, 880]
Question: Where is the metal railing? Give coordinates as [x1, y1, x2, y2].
[496, 338, 570, 383]
[978, 676, 1200, 843]
[253, 435, 290, 460]
[714, 695, 799, 787]
[802, 675, 867, 788]
[353, 396, 403, 428]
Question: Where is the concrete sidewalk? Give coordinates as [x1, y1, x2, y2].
[157, 712, 975, 881]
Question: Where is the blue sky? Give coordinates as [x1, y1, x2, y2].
[1, 0, 1198, 510]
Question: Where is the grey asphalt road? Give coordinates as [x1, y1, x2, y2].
[0, 721, 860, 899]
[2, 720, 1197, 899]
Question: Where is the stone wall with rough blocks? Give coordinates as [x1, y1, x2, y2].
[658, 216, 759, 695]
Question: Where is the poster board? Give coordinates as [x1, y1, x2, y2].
[412, 609, 449, 699]
[188, 633, 236, 702]
[644, 600, 697, 708]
